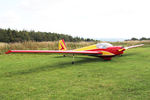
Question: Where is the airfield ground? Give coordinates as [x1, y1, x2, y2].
[0, 47, 150, 100]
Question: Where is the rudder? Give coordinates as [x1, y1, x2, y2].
[59, 39, 67, 50]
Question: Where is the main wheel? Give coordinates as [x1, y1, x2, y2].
[72, 61, 74, 64]
[101, 57, 112, 60]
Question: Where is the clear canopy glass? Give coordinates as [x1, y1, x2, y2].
[96, 43, 113, 49]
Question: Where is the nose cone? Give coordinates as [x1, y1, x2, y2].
[118, 48, 125, 52]
[107, 46, 125, 55]
[117, 47, 125, 55]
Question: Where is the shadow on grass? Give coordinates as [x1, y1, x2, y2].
[1, 57, 104, 78]
[122, 52, 138, 57]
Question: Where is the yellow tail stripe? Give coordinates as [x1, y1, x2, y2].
[74, 44, 97, 51]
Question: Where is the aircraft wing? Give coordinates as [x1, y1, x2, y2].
[5, 50, 102, 55]
[125, 44, 144, 49]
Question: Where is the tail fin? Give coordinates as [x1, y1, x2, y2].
[59, 39, 67, 50]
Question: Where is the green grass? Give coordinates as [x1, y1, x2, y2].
[0, 47, 150, 100]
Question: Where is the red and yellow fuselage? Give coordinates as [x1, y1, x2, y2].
[74, 44, 126, 60]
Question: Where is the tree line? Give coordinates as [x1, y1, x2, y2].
[126, 37, 150, 41]
[0, 28, 95, 43]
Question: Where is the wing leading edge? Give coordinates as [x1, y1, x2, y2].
[125, 44, 144, 49]
[5, 50, 102, 55]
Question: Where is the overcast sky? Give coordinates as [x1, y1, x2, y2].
[0, 0, 150, 39]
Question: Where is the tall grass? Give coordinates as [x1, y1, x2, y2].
[0, 40, 149, 54]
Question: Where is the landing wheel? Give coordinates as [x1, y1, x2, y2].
[72, 61, 74, 64]
[101, 57, 112, 60]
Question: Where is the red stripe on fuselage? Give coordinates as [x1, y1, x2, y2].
[87, 46, 125, 55]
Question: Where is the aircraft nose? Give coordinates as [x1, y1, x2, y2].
[118, 48, 125, 51]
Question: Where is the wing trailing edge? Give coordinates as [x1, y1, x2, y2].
[5, 50, 102, 54]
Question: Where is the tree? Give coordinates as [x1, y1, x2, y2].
[131, 37, 138, 41]
[140, 37, 147, 40]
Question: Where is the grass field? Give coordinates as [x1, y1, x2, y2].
[0, 47, 150, 100]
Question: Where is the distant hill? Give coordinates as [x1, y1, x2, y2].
[96, 38, 125, 42]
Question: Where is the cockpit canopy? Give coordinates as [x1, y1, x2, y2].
[96, 43, 113, 49]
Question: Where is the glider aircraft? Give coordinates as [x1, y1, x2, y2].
[6, 39, 144, 64]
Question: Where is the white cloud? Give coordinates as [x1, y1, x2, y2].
[1, 0, 150, 39]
